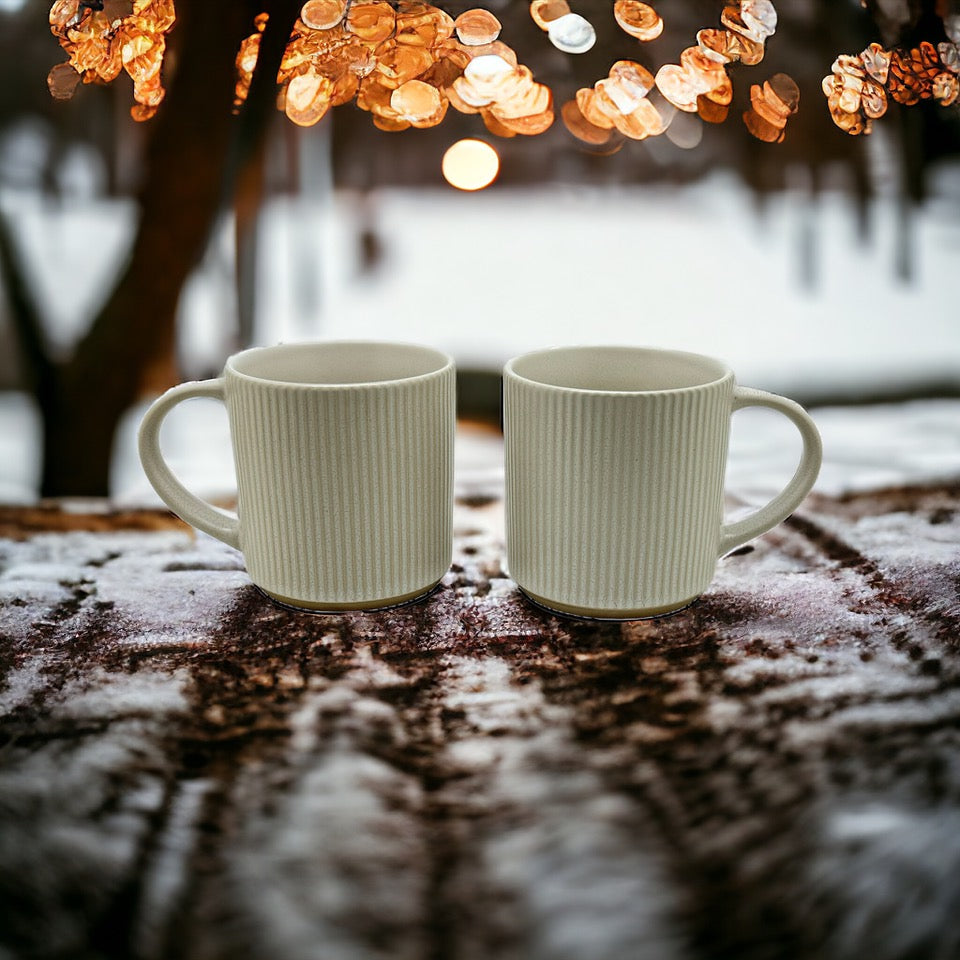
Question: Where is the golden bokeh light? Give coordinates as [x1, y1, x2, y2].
[455, 8, 502, 46]
[822, 36, 959, 135]
[441, 138, 500, 190]
[47, 0, 783, 143]
[654, 0, 777, 121]
[571, 59, 666, 141]
[57, 0, 960, 152]
[613, 1, 663, 42]
[743, 71, 799, 142]
[546, 13, 596, 54]
[48, 0, 176, 121]
[528, 2, 595, 54]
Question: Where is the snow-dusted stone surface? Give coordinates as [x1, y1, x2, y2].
[1, 423, 959, 960]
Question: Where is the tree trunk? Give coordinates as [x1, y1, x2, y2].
[37, 0, 300, 497]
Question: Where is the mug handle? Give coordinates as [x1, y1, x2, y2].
[137, 379, 241, 550]
[718, 386, 823, 557]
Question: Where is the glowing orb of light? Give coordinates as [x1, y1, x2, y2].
[441, 139, 500, 191]
[547, 13, 596, 54]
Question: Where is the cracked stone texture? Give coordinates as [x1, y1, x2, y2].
[1, 427, 959, 960]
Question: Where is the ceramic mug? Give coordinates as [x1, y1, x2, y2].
[138, 340, 455, 611]
[503, 345, 823, 620]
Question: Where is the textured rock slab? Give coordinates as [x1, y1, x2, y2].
[1, 442, 959, 959]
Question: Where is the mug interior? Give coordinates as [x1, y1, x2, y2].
[229, 341, 450, 386]
[508, 346, 730, 393]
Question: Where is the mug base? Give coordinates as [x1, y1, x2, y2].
[519, 588, 700, 622]
[257, 580, 442, 615]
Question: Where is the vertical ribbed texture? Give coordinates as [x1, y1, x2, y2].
[505, 374, 732, 615]
[227, 367, 454, 607]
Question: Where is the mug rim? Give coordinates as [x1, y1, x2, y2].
[225, 339, 454, 388]
[504, 344, 733, 395]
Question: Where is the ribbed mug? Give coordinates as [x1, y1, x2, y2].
[138, 341, 455, 611]
[503, 346, 822, 620]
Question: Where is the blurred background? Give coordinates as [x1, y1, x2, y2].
[0, 0, 958, 502]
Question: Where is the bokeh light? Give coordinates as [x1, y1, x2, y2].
[441, 138, 500, 190]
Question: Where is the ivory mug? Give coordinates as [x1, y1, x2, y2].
[503, 346, 823, 620]
[138, 341, 455, 611]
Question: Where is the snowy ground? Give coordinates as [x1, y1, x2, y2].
[3, 165, 960, 395]
[2, 387, 959, 507]
[281, 176, 960, 401]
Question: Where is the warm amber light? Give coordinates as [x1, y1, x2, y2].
[441, 138, 500, 190]
[54, 0, 875, 147]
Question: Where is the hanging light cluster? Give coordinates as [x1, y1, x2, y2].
[46, 0, 176, 121]
[560, 0, 787, 149]
[564, 60, 664, 145]
[233, 2, 554, 135]
[45, 0, 815, 152]
[823, 33, 960, 135]
[654, 0, 778, 119]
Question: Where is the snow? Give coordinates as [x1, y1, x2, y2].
[0, 392, 957, 509]
[0, 391, 39, 502]
[269, 175, 960, 399]
[48, 666, 190, 721]
[2, 166, 959, 504]
[0, 528, 249, 648]
[727, 400, 960, 499]
[0, 189, 136, 351]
